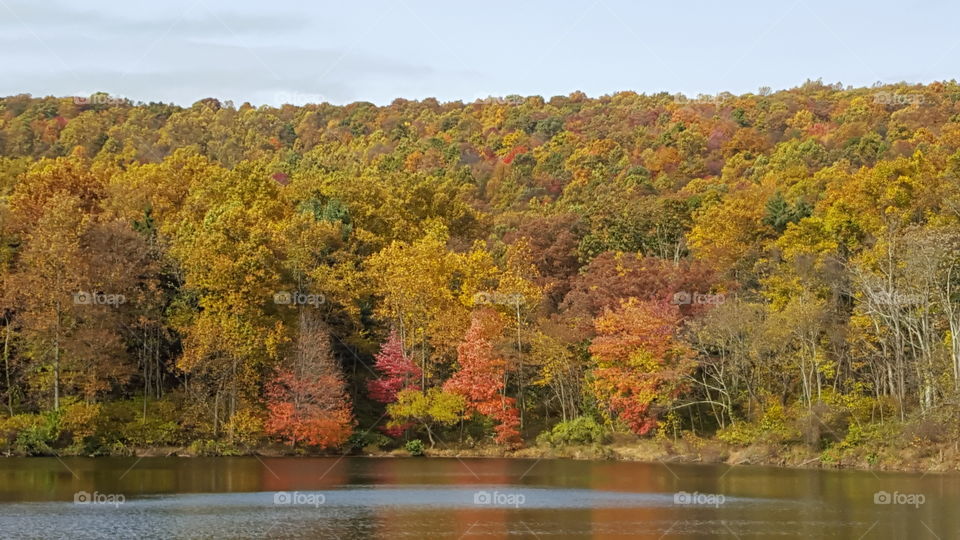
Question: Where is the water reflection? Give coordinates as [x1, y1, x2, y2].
[0, 457, 957, 538]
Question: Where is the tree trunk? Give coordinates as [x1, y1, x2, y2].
[4, 322, 12, 415]
[229, 356, 237, 442]
[142, 327, 148, 422]
[53, 302, 61, 412]
[420, 331, 427, 394]
[515, 302, 525, 430]
[213, 388, 221, 437]
[424, 423, 436, 447]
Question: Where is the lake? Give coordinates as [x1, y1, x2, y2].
[0, 456, 956, 538]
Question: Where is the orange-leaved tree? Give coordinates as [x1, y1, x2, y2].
[265, 312, 353, 449]
[444, 310, 521, 448]
[589, 298, 695, 436]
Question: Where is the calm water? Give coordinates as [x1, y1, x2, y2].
[0, 456, 957, 539]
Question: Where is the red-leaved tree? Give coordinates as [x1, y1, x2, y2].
[265, 312, 353, 449]
[444, 311, 521, 447]
[368, 329, 422, 403]
[367, 329, 422, 437]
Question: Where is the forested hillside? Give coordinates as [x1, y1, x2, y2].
[3, 80, 960, 461]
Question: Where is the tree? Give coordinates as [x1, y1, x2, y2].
[688, 182, 774, 278]
[444, 311, 521, 447]
[686, 299, 766, 429]
[589, 299, 695, 436]
[170, 161, 288, 436]
[502, 212, 583, 306]
[265, 312, 353, 449]
[559, 252, 717, 337]
[367, 223, 497, 386]
[368, 329, 421, 404]
[387, 387, 465, 448]
[529, 329, 584, 422]
[9, 193, 89, 411]
[368, 329, 422, 437]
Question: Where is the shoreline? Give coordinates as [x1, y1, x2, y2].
[9, 439, 956, 476]
[411, 441, 957, 475]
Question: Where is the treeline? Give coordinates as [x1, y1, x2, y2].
[2, 80, 960, 457]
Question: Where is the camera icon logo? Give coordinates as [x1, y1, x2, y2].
[473, 491, 492, 505]
[274, 491, 291, 505]
[73, 291, 125, 306]
[673, 491, 691, 504]
[74, 491, 91, 504]
[273, 291, 292, 305]
[874, 491, 891, 504]
[472, 292, 491, 305]
[671, 291, 692, 305]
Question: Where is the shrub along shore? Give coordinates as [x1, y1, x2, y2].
[4, 409, 956, 475]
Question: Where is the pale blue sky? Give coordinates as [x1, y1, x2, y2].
[0, 0, 955, 106]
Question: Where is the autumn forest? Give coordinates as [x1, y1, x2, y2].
[3, 81, 960, 465]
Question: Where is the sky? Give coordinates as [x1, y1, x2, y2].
[0, 0, 957, 107]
